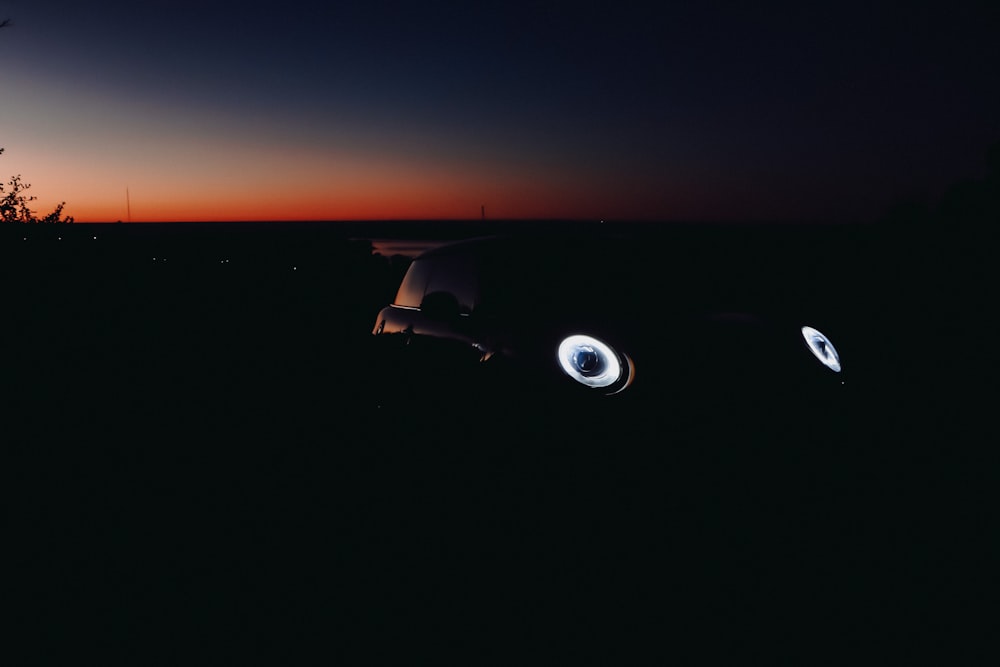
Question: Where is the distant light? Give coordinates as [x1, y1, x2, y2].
[57, 237, 62, 241]
[293, 266, 297, 271]
[93, 236, 97, 240]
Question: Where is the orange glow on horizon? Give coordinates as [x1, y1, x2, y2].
[30, 174, 679, 222]
[7, 131, 698, 223]
[2, 109, 707, 223]
[14, 146, 677, 222]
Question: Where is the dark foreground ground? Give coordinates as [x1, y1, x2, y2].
[2, 221, 993, 663]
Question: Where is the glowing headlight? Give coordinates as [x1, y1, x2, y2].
[557, 335, 624, 388]
[801, 326, 841, 373]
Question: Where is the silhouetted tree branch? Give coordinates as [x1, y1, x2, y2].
[0, 150, 75, 224]
[0, 18, 73, 223]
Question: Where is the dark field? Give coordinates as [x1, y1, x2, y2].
[3, 221, 991, 662]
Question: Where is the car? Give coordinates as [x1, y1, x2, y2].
[370, 230, 854, 426]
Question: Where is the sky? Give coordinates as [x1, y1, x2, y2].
[1, 0, 998, 223]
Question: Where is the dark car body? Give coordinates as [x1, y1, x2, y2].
[371, 232, 855, 426]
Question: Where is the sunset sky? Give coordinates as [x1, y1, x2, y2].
[1, 0, 997, 222]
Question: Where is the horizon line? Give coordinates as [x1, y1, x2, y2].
[52, 216, 871, 226]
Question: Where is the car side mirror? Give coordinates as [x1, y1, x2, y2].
[420, 291, 462, 322]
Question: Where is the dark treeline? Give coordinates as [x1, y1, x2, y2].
[868, 142, 998, 410]
[1, 223, 401, 429]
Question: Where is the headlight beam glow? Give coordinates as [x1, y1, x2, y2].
[557, 335, 625, 389]
[801, 326, 842, 373]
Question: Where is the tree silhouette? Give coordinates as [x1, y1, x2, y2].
[0, 150, 74, 224]
[0, 21, 74, 224]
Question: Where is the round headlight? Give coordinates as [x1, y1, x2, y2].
[801, 326, 841, 373]
[557, 335, 624, 388]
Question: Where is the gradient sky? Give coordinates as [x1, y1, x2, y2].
[1, 0, 998, 222]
